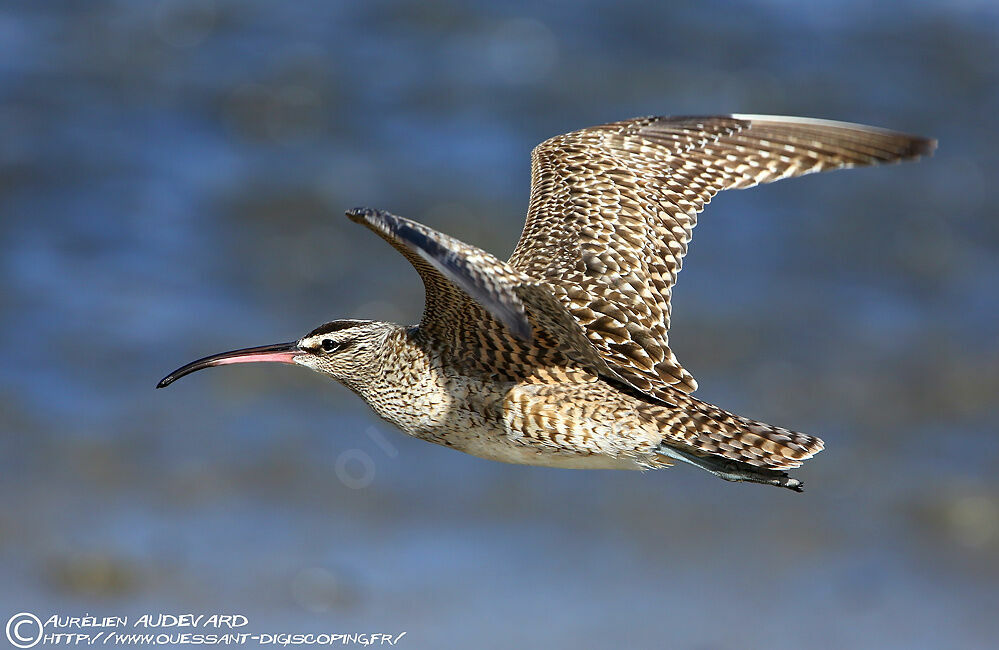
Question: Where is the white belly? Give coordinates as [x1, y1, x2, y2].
[454, 426, 645, 470]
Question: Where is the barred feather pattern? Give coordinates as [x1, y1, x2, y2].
[639, 387, 825, 470]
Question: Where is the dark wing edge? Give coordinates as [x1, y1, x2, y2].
[347, 207, 532, 341]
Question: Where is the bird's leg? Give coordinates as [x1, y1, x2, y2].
[657, 445, 805, 492]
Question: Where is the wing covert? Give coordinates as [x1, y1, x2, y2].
[346, 207, 664, 401]
[509, 114, 935, 400]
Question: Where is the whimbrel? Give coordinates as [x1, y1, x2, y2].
[159, 115, 934, 491]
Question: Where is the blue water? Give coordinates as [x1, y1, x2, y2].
[2, 1, 998, 648]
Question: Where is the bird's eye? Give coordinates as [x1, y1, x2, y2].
[321, 339, 337, 352]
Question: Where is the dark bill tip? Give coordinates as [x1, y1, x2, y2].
[157, 341, 301, 389]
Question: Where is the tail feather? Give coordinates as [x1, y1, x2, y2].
[639, 392, 825, 471]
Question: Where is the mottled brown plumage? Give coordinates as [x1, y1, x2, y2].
[160, 114, 935, 491]
[511, 114, 934, 398]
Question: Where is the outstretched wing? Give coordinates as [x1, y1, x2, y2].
[509, 114, 935, 399]
[345, 208, 656, 397]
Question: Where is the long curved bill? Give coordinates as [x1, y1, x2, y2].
[157, 341, 301, 389]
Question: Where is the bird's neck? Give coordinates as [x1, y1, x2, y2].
[350, 326, 453, 436]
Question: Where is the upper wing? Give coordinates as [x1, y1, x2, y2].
[509, 114, 935, 399]
[347, 207, 533, 340]
[346, 208, 659, 398]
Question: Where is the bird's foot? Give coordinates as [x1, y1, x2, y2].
[658, 444, 805, 492]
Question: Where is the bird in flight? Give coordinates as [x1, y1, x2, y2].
[159, 114, 934, 491]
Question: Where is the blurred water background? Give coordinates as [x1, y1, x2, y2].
[1, 1, 997, 648]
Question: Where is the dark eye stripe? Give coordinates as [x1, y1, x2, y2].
[307, 320, 365, 338]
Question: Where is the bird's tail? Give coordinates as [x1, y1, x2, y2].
[641, 392, 824, 491]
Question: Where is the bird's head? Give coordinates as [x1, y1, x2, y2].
[157, 319, 400, 392]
